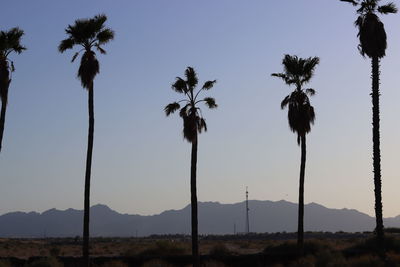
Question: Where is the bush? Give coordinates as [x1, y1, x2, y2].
[49, 246, 61, 256]
[264, 240, 332, 257]
[0, 260, 11, 267]
[345, 236, 400, 255]
[288, 255, 316, 267]
[26, 257, 63, 267]
[139, 241, 187, 257]
[347, 255, 385, 267]
[141, 259, 175, 267]
[314, 250, 347, 267]
[209, 243, 233, 257]
[201, 260, 227, 267]
[100, 260, 128, 267]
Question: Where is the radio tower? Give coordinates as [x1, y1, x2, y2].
[245, 186, 250, 234]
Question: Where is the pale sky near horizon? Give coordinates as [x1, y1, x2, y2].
[1, 1, 400, 220]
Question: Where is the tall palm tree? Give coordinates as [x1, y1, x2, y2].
[272, 55, 319, 252]
[340, 0, 397, 251]
[165, 67, 217, 267]
[58, 14, 114, 266]
[0, 28, 26, 153]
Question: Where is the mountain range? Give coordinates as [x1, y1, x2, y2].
[1, 200, 400, 237]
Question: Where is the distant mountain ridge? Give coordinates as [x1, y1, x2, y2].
[1, 200, 400, 237]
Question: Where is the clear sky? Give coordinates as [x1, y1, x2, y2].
[1, 1, 399, 219]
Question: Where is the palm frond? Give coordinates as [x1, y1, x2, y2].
[7, 28, 26, 54]
[58, 38, 75, 53]
[203, 97, 218, 109]
[71, 52, 80, 62]
[271, 73, 290, 84]
[340, 0, 359, 6]
[185, 67, 198, 89]
[92, 14, 108, 33]
[164, 102, 180, 116]
[378, 3, 398, 14]
[77, 50, 99, 89]
[183, 114, 198, 142]
[172, 77, 187, 94]
[179, 103, 190, 118]
[301, 57, 320, 84]
[282, 54, 300, 77]
[198, 117, 207, 133]
[354, 16, 363, 28]
[95, 44, 106, 54]
[202, 80, 217, 90]
[0, 27, 26, 55]
[305, 88, 316, 96]
[281, 95, 291, 110]
[97, 28, 115, 45]
[309, 105, 316, 124]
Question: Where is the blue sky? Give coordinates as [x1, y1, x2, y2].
[1, 1, 400, 221]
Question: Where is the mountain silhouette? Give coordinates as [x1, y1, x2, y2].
[1, 201, 400, 237]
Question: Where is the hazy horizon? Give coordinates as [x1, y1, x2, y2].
[1, 1, 400, 218]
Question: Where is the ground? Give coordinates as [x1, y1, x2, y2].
[1, 232, 400, 266]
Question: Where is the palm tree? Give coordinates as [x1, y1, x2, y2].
[0, 28, 26, 153]
[58, 14, 114, 266]
[340, 0, 397, 252]
[165, 67, 217, 267]
[272, 55, 319, 253]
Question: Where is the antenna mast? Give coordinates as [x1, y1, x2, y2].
[245, 186, 250, 234]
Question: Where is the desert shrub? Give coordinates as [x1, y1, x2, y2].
[201, 260, 227, 267]
[123, 247, 137, 257]
[26, 257, 63, 267]
[141, 259, 175, 267]
[345, 236, 400, 255]
[314, 250, 347, 267]
[39, 249, 47, 256]
[387, 251, 400, 263]
[100, 260, 128, 267]
[209, 243, 232, 257]
[122, 242, 142, 257]
[238, 241, 250, 249]
[347, 255, 384, 267]
[384, 236, 400, 252]
[385, 228, 400, 234]
[264, 240, 332, 257]
[49, 246, 60, 256]
[0, 260, 11, 267]
[264, 241, 297, 256]
[288, 255, 316, 267]
[139, 241, 187, 257]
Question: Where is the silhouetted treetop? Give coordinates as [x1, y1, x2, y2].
[340, 0, 397, 58]
[272, 55, 319, 89]
[165, 67, 217, 143]
[58, 14, 114, 89]
[0, 27, 26, 105]
[0, 28, 26, 56]
[272, 55, 319, 145]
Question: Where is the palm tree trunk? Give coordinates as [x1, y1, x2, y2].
[0, 98, 7, 153]
[297, 134, 306, 253]
[191, 137, 199, 267]
[83, 82, 94, 267]
[0, 81, 9, 153]
[371, 56, 384, 253]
